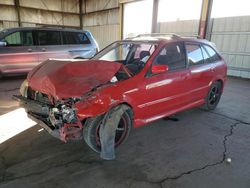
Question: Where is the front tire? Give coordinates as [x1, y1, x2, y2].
[83, 109, 132, 153]
[203, 81, 222, 110]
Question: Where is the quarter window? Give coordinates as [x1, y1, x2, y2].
[201, 46, 210, 63]
[186, 44, 203, 66]
[37, 30, 62, 45]
[4, 31, 33, 46]
[153, 42, 186, 71]
[202, 45, 221, 63]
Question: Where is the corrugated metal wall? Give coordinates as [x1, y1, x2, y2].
[157, 20, 200, 36]
[0, 0, 80, 29]
[0, 0, 19, 28]
[83, 0, 120, 49]
[210, 16, 250, 78]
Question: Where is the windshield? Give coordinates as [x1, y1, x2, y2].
[92, 41, 158, 75]
[93, 42, 157, 63]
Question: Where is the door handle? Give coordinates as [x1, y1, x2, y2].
[42, 48, 46, 52]
[27, 48, 32, 52]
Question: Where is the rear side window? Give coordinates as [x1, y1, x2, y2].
[63, 32, 90, 45]
[186, 44, 203, 66]
[153, 42, 186, 71]
[37, 30, 62, 45]
[202, 45, 221, 63]
[4, 31, 33, 46]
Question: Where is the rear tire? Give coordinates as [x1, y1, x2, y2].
[202, 81, 222, 110]
[83, 109, 132, 153]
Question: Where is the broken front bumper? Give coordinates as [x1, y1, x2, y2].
[13, 95, 83, 142]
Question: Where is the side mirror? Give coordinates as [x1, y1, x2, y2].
[151, 65, 169, 74]
[0, 41, 7, 47]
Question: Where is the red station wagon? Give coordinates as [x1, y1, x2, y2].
[15, 34, 227, 159]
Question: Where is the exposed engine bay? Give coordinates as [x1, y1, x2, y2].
[14, 87, 82, 142]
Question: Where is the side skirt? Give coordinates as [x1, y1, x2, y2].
[134, 99, 205, 128]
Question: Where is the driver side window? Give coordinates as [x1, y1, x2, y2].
[4, 31, 34, 46]
[153, 42, 186, 71]
[132, 44, 156, 63]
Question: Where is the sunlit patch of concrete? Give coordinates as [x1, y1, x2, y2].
[0, 108, 36, 144]
[38, 128, 44, 132]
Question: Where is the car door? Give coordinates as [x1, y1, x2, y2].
[0, 30, 39, 74]
[185, 43, 215, 102]
[62, 31, 96, 59]
[36, 30, 71, 63]
[138, 42, 192, 120]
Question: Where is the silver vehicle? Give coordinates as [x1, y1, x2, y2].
[0, 27, 99, 77]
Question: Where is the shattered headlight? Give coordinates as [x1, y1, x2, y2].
[20, 79, 28, 97]
[61, 105, 77, 123]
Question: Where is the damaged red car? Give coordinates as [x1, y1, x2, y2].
[14, 34, 227, 158]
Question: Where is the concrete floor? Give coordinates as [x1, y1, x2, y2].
[0, 76, 249, 188]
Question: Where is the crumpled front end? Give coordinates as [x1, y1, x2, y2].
[26, 59, 122, 100]
[14, 86, 84, 142]
[14, 59, 131, 142]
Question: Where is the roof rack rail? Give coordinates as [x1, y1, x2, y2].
[182, 35, 201, 39]
[136, 33, 181, 38]
[39, 25, 64, 28]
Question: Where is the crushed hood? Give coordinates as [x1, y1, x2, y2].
[27, 59, 122, 100]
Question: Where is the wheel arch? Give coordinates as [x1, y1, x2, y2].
[77, 100, 134, 123]
[209, 76, 225, 91]
[118, 102, 134, 120]
[215, 78, 224, 91]
[216, 79, 223, 86]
